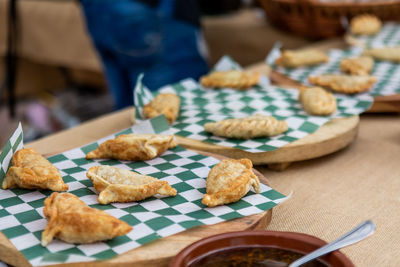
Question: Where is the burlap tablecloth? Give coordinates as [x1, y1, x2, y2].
[26, 107, 400, 267]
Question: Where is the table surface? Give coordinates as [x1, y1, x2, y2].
[25, 104, 400, 267]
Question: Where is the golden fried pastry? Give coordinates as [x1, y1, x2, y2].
[41, 192, 132, 246]
[86, 166, 177, 204]
[363, 46, 400, 63]
[308, 74, 376, 94]
[350, 14, 382, 35]
[204, 114, 288, 139]
[202, 158, 260, 207]
[299, 87, 337, 116]
[143, 93, 180, 124]
[275, 49, 329, 68]
[86, 134, 177, 161]
[2, 148, 68, 191]
[340, 56, 374, 76]
[200, 70, 259, 90]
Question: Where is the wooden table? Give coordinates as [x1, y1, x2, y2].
[4, 36, 400, 266]
[19, 106, 399, 267]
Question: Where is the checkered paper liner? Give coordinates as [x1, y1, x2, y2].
[135, 56, 270, 121]
[134, 57, 372, 153]
[266, 43, 400, 97]
[349, 22, 400, 48]
[0, 117, 286, 266]
[0, 122, 23, 179]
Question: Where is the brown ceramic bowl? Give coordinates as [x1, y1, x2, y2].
[170, 230, 354, 267]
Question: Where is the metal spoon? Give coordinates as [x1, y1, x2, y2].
[261, 220, 376, 267]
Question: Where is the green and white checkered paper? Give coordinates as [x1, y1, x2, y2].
[134, 57, 372, 153]
[0, 122, 23, 180]
[266, 43, 400, 97]
[0, 118, 286, 266]
[350, 22, 400, 48]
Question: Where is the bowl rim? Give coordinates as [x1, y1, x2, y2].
[169, 230, 354, 267]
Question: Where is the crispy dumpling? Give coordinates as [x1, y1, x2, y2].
[200, 70, 259, 90]
[308, 74, 376, 94]
[2, 148, 68, 191]
[143, 93, 180, 124]
[350, 14, 382, 35]
[86, 134, 178, 161]
[86, 166, 177, 204]
[41, 192, 132, 246]
[340, 56, 374, 75]
[299, 87, 337, 116]
[363, 46, 400, 63]
[275, 49, 329, 68]
[204, 114, 288, 139]
[202, 158, 260, 207]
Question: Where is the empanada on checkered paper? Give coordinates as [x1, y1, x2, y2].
[86, 134, 177, 161]
[363, 46, 400, 63]
[299, 86, 337, 116]
[86, 165, 177, 204]
[340, 56, 374, 76]
[204, 114, 288, 139]
[350, 14, 382, 36]
[202, 158, 260, 207]
[308, 74, 376, 94]
[41, 192, 132, 246]
[143, 93, 180, 124]
[275, 49, 329, 68]
[2, 148, 68, 191]
[200, 70, 259, 89]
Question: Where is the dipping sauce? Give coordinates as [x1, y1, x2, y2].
[188, 246, 330, 267]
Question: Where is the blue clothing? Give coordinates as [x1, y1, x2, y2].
[81, 0, 209, 109]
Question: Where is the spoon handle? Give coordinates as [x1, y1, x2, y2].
[289, 220, 375, 267]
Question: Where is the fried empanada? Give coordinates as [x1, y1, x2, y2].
[143, 93, 180, 124]
[2, 148, 68, 191]
[204, 114, 288, 139]
[363, 46, 400, 63]
[86, 166, 177, 204]
[202, 158, 260, 207]
[308, 74, 376, 94]
[350, 14, 382, 35]
[41, 192, 132, 246]
[275, 49, 329, 68]
[340, 56, 374, 75]
[86, 134, 178, 161]
[299, 86, 337, 116]
[200, 70, 259, 90]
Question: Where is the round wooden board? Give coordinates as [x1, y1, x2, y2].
[176, 116, 360, 169]
[0, 153, 272, 267]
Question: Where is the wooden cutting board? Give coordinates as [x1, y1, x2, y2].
[0, 152, 273, 267]
[177, 116, 359, 170]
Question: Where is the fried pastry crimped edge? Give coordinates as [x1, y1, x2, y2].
[299, 86, 337, 116]
[2, 148, 68, 191]
[340, 56, 374, 76]
[308, 74, 377, 94]
[85, 134, 178, 161]
[202, 158, 260, 207]
[143, 93, 180, 124]
[204, 114, 288, 139]
[86, 165, 177, 204]
[41, 192, 132, 246]
[200, 70, 259, 90]
[275, 49, 329, 68]
[350, 14, 382, 35]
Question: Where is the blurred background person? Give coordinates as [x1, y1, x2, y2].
[80, 0, 209, 110]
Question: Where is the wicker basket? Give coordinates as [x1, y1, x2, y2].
[258, 0, 400, 39]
